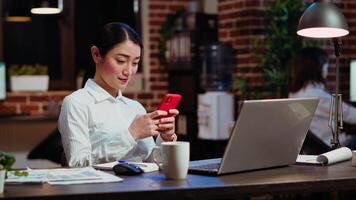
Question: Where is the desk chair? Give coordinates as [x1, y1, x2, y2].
[27, 127, 65, 165]
[300, 131, 332, 155]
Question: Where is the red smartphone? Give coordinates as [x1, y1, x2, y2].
[157, 93, 182, 118]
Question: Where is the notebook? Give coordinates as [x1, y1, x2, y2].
[189, 97, 319, 175]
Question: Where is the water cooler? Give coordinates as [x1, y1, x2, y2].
[198, 43, 235, 140]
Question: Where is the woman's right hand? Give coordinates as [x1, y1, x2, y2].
[128, 110, 168, 140]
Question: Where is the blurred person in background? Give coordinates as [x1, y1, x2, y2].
[289, 47, 356, 150]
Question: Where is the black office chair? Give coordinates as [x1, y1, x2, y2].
[300, 131, 332, 155]
[27, 127, 65, 165]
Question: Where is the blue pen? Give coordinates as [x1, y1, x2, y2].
[118, 160, 147, 168]
[118, 160, 127, 164]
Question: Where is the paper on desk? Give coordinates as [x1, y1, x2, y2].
[47, 169, 122, 185]
[296, 147, 352, 165]
[93, 161, 159, 173]
[6, 167, 122, 185]
[5, 169, 48, 184]
[46, 167, 102, 182]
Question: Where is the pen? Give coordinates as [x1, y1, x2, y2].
[118, 160, 148, 168]
[131, 163, 148, 168]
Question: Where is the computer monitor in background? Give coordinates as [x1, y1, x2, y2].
[0, 62, 5, 100]
[350, 60, 356, 102]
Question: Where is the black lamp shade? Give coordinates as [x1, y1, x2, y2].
[297, 2, 349, 38]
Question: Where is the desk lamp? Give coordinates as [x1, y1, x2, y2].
[297, 0, 349, 149]
[31, 0, 63, 14]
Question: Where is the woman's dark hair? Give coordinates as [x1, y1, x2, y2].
[82, 22, 142, 87]
[94, 22, 143, 56]
[289, 47, 328, 93]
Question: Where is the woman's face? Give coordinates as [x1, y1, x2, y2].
[93, 40, 141, 95]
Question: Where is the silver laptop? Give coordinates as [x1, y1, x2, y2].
[189, 97, 319, 175]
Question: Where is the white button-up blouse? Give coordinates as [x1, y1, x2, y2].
[289, 82, 356, 147]
[58, 79, 164, 167]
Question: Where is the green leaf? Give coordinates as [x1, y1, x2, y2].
[250, 0, 324, 98]
[14, 170, 29, 177]
[8, 64, 48, 76]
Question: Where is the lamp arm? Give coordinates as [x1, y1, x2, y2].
[329, 38, 342, 149]
[333, 38, 341, 57]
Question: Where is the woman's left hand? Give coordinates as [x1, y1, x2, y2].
[158, 109, 179, 141]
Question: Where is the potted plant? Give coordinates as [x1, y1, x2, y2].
[0, 151, 28, 193]
[252, 0, 322, 98]
[8, 64, 49, 92]
[0, 151, 15, 193]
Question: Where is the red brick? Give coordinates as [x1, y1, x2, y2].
[155, 93, 166, 99]
[219, 31, 228, 38]
[219, 21, 234, 28]
[219, 12, 238, 20]
[149, 53, 160, 58]
[234, 38, 250, 46]
[347, 3, 356, 9]
[236, 9, 265, 18]
[150, 101, 160, 108]
[29, 95, 51, 102]
[5, 96, 27, 102]
[124, 93, 135, 99]
[137, 93, 154, 99]
[236, 19, 263, 27]
[0, 104, 17, 113]
[149, 4, 167, 10]
[218, 3, 235, 11]
[19, 104, 40, 113]
[149, 36, 160, 42]
[150, 43, 158, 49]
[149, 20, 164, 26]
[246, 0, 261, 7]
[150, 85, 168, 90]
[235, 46, 252, 54]
[50, 95, 67, 102]
[150, 13, 168, 18]
[344, 11, 356, 18]
[150, 68, 166, 74]
[168, 5, 186, 11]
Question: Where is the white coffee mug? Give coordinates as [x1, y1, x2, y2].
[153, 141, 190, 179]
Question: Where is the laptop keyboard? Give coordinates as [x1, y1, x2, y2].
[189, 162, 220, 171]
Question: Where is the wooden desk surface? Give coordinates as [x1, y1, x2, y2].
[2, 161, 356, 200]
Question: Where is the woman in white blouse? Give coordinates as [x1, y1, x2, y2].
[58, 22, 179, 167]
[289, 47, 356, 149]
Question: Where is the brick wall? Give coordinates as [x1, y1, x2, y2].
[339, 0, 356, 98]
[0, 0, 189, 116]
[0, 91, 70, 116]
[218, 0, 356, 100]
[140, 0, 189, 111]
[218, 0, 266, 99]
[3, 0, 356, 117]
